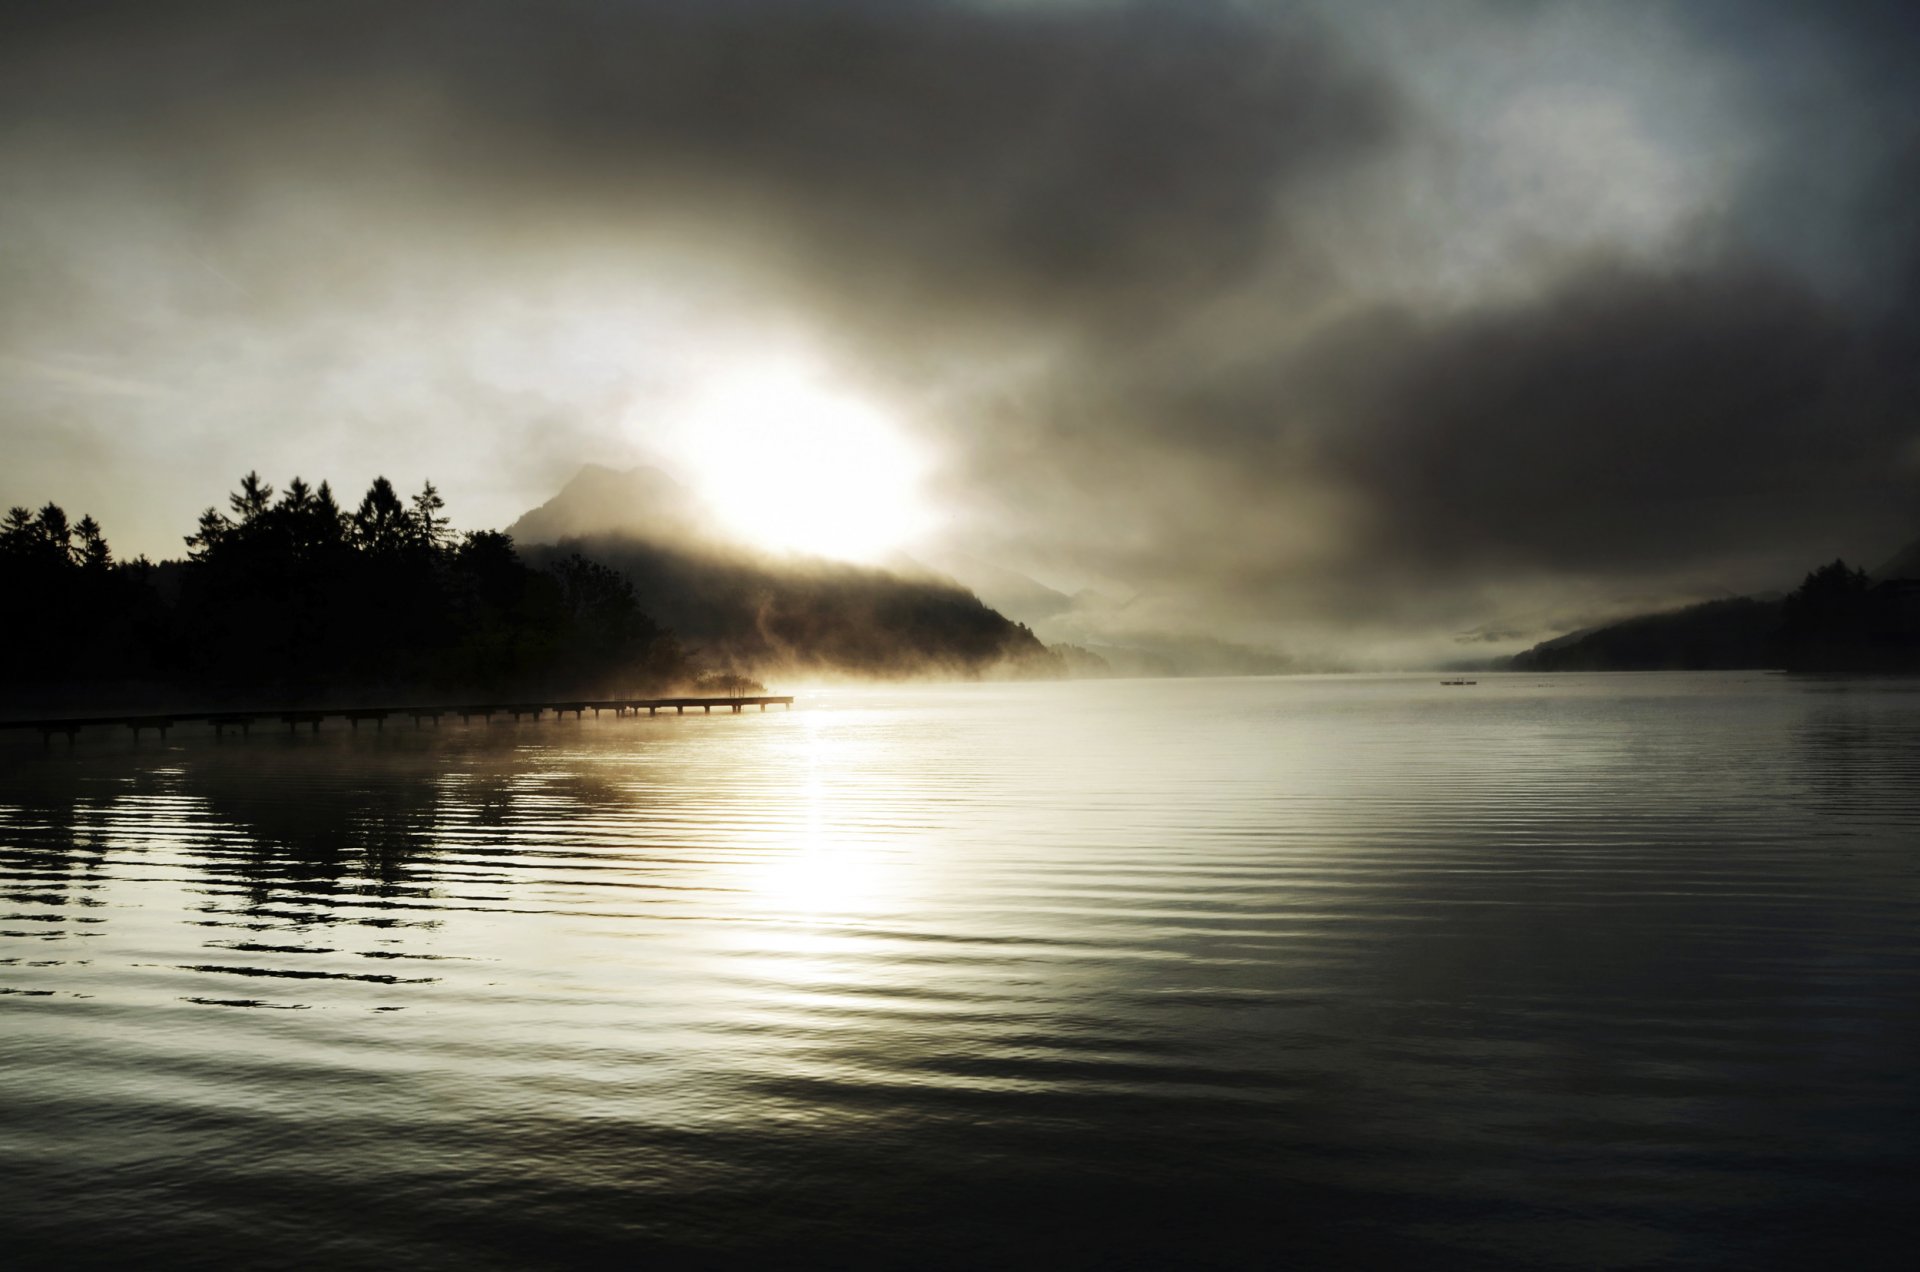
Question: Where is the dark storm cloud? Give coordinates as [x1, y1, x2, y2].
[933, 1, 1920, 654]
[4, 1, 1920, 661]
[0, 0, 1392, 331]
[949, 241, 1920, 650]
[1292, 255, 1903, 575]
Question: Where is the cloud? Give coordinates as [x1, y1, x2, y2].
[2, 1, 1919, 662]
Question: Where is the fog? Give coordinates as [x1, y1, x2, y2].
[4, 1, 1917, 667]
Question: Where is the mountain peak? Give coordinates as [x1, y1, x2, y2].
[505, 465, 702, 547]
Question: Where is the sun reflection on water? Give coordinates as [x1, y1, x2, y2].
[730, 707, 906, 984]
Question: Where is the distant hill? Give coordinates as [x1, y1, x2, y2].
[905, 550, 1074, 628]
[1875, 534, 1920, 581]
[505, 464, 704, 547]
[509, 467, 1059, 678]
[1507, 597, 1784, 671]
[523, 534, 1058, 678]
[1508, 528, 1920, 673]
[916, 561, 1296, 676]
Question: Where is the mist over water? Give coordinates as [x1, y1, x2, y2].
[4, 674, 1919, 1269]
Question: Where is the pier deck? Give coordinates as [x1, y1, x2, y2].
[2, 696, 794, 743]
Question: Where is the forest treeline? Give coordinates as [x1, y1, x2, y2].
[1, 473, 692, 710]
[2, 470, 1067, 712]
[1508, 556, 1920, 672]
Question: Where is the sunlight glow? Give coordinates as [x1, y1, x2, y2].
[660, 358, 935, 562]
[750, 708, 888, 919]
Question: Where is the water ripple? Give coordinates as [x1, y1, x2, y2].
[3, 673, 1919, 1269]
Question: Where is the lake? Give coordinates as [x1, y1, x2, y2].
[4, 673, 1919, 1269]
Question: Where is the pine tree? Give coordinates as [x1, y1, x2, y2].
[411, 481, 451, 552]
[185, 507, 233, 561]
[313, 481, 346, 546]
[281, 476, 314, 514]
[35, 504, 72, 564]
[229, 471, 275, 524]
[352, 476, 412, 553]
[74, 515, 112, 572]
[1, 506, 34, 558]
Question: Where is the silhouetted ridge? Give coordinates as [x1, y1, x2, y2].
[1777, 559, 1920, 672]
[1508, 547, 1920, 673]
[504, 465, 702, 547]
[1875, 534, 1920, 582]
[524, 533, 1059, 679]
[504, 464, 1067, 678]
[1508, 597, 1783, 671]
[1, 467, 1072, 716]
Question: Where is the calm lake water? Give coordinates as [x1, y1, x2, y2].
[4, 673, 1919, 1270]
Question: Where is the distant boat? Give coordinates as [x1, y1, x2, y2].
[1440, 679, 1477, 686]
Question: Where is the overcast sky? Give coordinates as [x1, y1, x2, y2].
[4, 1, 1918, 662]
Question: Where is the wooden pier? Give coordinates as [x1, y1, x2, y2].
[1, 695, 794, 744]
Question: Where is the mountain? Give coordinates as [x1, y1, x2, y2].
[905, 550, 1074, 628]
[508, 467, 1059, 679]
[1875, 535, 1920, 581]
[505, 465, 704, 547]
[1507, 596, 1784, 671]
[1509, 526, 1920, 674]
[509, 467, 1288, 679]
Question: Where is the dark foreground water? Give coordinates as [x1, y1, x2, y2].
[4, 673, 1919, 1270]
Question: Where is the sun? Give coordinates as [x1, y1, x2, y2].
[658, 358, 936, 562]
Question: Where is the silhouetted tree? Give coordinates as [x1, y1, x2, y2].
[184, 507, 232, 561]
[309, 481, 347, 551]
[1, 506, 35, 556]
[411, 481, 450, 552]
[1775, 557, 1888, 670]
[0, 470, 711, 707]
[0, 504, 177, 701]
[229, 471, 275, 524]
[692, 670, 764, 698]
[74, 516, 111, 573]
[1783, 559, 1870, 641]
[352, 477, 412, 554]
[36, 503, 71, 562]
